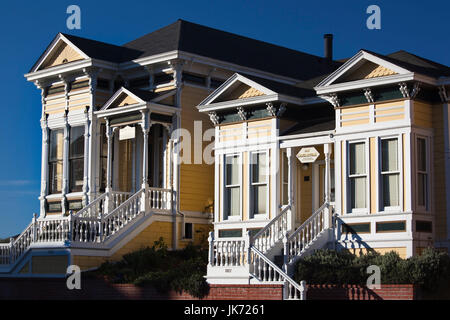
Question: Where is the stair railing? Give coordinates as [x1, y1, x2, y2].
[286, 202, 329, 264]
[251, 205, 290, 253]
[73, 193, 107, 218]
[249, 246, 307, 300]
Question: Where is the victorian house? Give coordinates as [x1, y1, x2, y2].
[0, 20, 449, 301]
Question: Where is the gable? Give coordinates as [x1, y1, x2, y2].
[114, 93, 140, 108]
[337, 61, 398, 83]
[216, 83, 265, 102]
[40, 41, 84, 69]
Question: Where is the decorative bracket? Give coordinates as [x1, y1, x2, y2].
[410, 82, 420, 99]
[439, 85, 449, 102]
[363, 88, 374, 103]
[237, 107, 247, 121]
[277, 103, 287, 117]
[266, 103, 276, 116]
[208, 112, 220, 125]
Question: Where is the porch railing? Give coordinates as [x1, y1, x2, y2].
[0, 187, 174, 268]
[251, 205, 290, 253]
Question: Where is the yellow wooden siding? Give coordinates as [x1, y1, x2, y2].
[432, 103, 447, 241]
[219, 123, 243, 142]
[347, 247, 407, 259]
[31, 255, 68, 274]
[177, 223, 212, 248]
[374, 101, 405, 123]
[41, 41, 84, 69]
[340, 105, 370, 127]
[179, 86, 214, 213]
[413, 101, 433, 128]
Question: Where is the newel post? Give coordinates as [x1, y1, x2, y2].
[323, 143, 332, 229]
[208, 231, 214, 267]
[68, 210, 74, 243]
[32, 213, 38, 243]
[9, 237, 14, 264]
[283, 232, 289, 273]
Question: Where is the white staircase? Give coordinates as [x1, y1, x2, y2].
[0, 187, 173, 274]
[207, 202, 335, 300]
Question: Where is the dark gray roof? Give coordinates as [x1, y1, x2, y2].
[243, 74, 316, 99]
[123, 19, 342, 81]
[127, 87, 175, 102]
[363, 49, 450, 79]
[282, 118, 335, 135]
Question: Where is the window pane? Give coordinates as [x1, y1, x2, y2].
[417, 138, 426, 172]
[383, 174, 399, 207]
[253, 185, 266, 214]
[226, 155, 239, 185]
[70, 126, 85, 158]
[227, 187, 240, 216]
[350, 177, 366, 209]
[252, 153, 267, 183]
[418, 173, 427, 207]
[70, 158, 84, 192]
[382, 139, 398, 172]
[350, 142, 365, 175]
[49, 129, 64, 161]
[282, 153, 288, 183]
[49, 161, 63, 194]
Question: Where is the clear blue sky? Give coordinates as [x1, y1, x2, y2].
[0, 0, 448, 238]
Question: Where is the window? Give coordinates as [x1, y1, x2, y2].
[99, 124, 108, 191]
[348, 142, 367, 212]
[69, 126, 85, 192]
[380, 138, 400, 210]
[225, 155, 241, 219]
[184, 223, 193, 240]
[49, 129, 64, 194]
[282, 151, 289, 205]
[250, 152, 268, 216]
[417, 137, 429, 210]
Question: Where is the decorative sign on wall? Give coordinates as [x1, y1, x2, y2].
[296, 147, 320, 163]
[119, 126, 136, 140]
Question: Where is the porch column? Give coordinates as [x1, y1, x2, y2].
[324, 143, 332, 229]
[61, 110, 70, 214]
[105, 119, 116, 213]
[39, 116, 49, 218]
[287, 147, 295, 230]
[82, 107, 90, 206]
[140, 110, 150, 212]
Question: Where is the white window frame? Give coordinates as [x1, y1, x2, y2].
[416, 135, 430, 212]
[346, 139, 370, 214]
[379, 135, 403, 213]
[223, 153, 242, 221]
[248, 150, 270, 220]
[281, 150, 289, 206]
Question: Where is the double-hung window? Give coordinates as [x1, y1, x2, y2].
[69, 126, 85, 192]
[380, 138, 400, 210]
[417, 137, 429, 210]
[250, 151, 268, 217]
[348, 141, 367, 212]
[49, 129, 64, 194]
[225, 155, 241, 219]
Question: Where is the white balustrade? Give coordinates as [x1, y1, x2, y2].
[147, 188, 172, 211]
[209, 238, 247, 267]
[251, 205, 290, 253]
[287, 202, 329, 263]
[74, 193, 107, 218]
[249, 246, 306, 300]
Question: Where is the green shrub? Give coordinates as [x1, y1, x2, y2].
[90, 239, 209, 298]
[295, 248, 450, 292]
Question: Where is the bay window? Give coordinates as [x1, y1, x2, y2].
[417, 137, 429, 210]
[225, 154, 240, 219]
[69, 126, 85, 192]
[49, 129, 64, 194]
[381, 138, 400, 210]
[250, 151, 268, 216]
[348, 141, 367, 212]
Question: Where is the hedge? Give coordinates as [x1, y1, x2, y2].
[294, 248, 450, 291]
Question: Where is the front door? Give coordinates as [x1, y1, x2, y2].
[118, 138, 134, 192]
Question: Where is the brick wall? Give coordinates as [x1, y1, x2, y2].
[0, 278, 418, 300]
[306, 284, 419, 300]
[0, 278, 283, 300]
